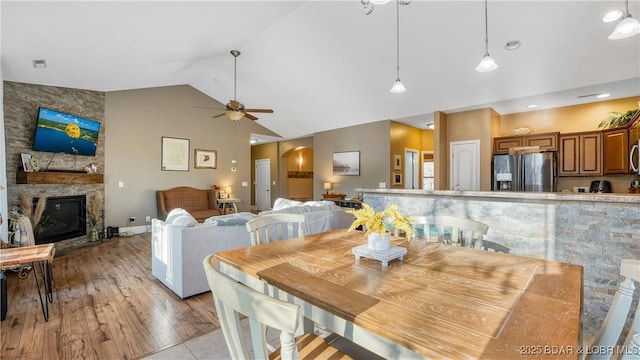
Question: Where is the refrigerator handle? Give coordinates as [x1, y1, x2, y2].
[631, 144, 639, 172]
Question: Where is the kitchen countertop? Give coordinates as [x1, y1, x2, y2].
[357, 188, 640, 205]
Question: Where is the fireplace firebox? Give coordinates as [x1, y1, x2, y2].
[34, 195, 87, 244]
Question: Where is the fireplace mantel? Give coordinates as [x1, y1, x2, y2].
[16, 171, 103, 185]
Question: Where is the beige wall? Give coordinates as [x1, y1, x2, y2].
[390, 121, 423, 189]
[314, 120, 390, 199]
[441, 108, 496, 190]
[105, 85, 276, 226]
[500, 96, 640, 135]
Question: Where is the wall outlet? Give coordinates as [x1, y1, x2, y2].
[129, 216, 135, 223]
[145, 216, 151, 222]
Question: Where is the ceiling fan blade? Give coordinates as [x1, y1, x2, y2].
[244, 113, 258, 121]
[212, 112, 226, 119]
[244, 109, 274, 113]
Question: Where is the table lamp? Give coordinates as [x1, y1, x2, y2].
[324, 182, 332, 194]
[225, 187, 232, 198]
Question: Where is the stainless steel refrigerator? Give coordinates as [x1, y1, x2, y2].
[492, 152, 556, 192]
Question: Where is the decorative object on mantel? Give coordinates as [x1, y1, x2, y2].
[511, 127, 532, 135]
[345, 203, 413, 251]
[597, 109, 639, 129]
[20, 153, 34, 172]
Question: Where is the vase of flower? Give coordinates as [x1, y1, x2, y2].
[90, 227, 100, 243]
[367, 232, 391, 251]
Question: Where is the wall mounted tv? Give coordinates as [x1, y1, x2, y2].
[33, 107, 101, 156]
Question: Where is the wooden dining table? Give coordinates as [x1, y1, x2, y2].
[212, 229, 583, 359]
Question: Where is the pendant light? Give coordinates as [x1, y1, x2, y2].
[609, 0, 640, 39]
[476, 0, 498, 72]
[390, 0, 406, 93]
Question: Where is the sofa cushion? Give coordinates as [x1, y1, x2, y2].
[203, 212, 257, 226]
[166, 208, 198, 227]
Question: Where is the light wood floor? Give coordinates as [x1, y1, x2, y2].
[1, 234, 220, 360]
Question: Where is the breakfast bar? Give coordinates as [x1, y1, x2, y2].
[359, 188, 640, 337]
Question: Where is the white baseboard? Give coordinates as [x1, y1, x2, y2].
[118, 225, 150, 235]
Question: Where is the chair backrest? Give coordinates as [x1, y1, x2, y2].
[589, 258, 640, 360]
[246, 213, 305, 246]
[481, 240, 510, 253]
[202, 254, 301, 360]
[409, 215, 489, 249]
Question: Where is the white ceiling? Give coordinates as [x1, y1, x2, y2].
[2, 1, 639, 141]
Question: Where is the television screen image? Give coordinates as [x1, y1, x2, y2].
[33, 107, 101, 156]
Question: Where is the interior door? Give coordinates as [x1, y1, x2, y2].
[255, 159, 271, 211]
[450, 140, 480, 190]
[404, 149, 419, 189]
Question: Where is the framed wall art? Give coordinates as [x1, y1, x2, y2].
[393, 172, 403, 185]
[333, 151, 360, 176]
[194, 149, 217, 169]
[394, 154, 402, 170]
[161, 136, 190, 171]
[21, 153, 33, 172]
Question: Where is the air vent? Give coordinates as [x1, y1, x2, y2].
[32, 59, 47, 68]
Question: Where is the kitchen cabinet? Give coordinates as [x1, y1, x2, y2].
[493, 132, 558, 154]
[558, 131, 602, 176]
[602, 128, 629, 175]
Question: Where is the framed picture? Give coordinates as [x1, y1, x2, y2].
[21, 153, 33, 172]
[194, 149, 217, 169]
[394, 154, 402, 170]
[333, 151, 360, 176]
[393, 172, 402, 185]
[161, 136, 190, 171]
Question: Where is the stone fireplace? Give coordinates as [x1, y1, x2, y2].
[34, 195, 87, 245]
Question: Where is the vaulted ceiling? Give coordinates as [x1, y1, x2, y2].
[2, 1, 639, 140]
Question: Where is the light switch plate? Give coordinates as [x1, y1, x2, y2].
[242, 182, 248, 187]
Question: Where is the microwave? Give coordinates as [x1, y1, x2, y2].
[631, 140, 640, 175]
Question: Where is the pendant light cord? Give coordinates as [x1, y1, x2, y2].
[483, 0, 489, 56]
[396, 0, 400, 78]
[233, 56, 237, 101]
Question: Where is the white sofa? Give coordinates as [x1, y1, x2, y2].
[151, 199, 355, 298]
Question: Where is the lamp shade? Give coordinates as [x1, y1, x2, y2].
[323, 182, 332, 190]
[226, 187, 232, 195]
[609, 14, 640, 39]
[475, 54, 498, 72]
[225, 110, 245, 121]
[390, 79, 407, 93]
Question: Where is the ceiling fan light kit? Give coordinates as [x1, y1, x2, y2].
[476, 0, 498, 72]
[609, 0, 640, 39]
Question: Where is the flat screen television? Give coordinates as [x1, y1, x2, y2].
[33, 107, 101, 156]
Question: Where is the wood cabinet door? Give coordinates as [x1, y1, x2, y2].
[525, 133, 559, 152]
[579, 132, 602, 175]
[558, 135, 579, 176]
[493, 136, 522, 154]
[603, 128, 629, 174]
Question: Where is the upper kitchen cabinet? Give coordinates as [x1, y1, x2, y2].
[602, 128, 629, 175]
[493, 132, 558, 154]
[558, 131, 602, 176]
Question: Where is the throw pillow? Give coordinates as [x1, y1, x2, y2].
[272, 198, 303, 211]
[171, 214, 198, 227]
[166, 208, 191, 224]
[203, 212, 257, 226]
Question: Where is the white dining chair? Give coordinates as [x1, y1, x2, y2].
[202, 254, 352, 360]
[409, 215, 489, 248]
[588, 258, 640, 360]
[246, 213, 305, 246]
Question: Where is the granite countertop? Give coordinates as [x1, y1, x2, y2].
[357, 188, 640, 204]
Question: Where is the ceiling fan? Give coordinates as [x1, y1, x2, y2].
[197, 50, 274, 121]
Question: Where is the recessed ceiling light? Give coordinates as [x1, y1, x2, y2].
[32, 59, 47, 68]
[504, 40, 521, 50]
[602, 10, 623, 23]
[596, 93, 611, 99]
[250, 138, 258, 144]
[527, 104, 539, 109]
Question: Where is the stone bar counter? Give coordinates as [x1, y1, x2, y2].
[360, 188, 640, 337]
